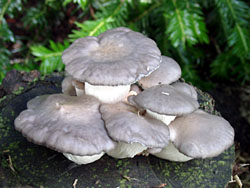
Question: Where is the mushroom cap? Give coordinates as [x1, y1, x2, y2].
[138, 56, 181, 89]
[129, 84, 199, 116]
[171, 82, 198, 100]
[15, 94, 115, 156]
[169, 110, 234, 158]
[100, 102, 170, 148]
[62, 27, 161, 86]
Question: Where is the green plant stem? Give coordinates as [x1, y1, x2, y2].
[132, 1, 162, 22]
[0, 0, 11, 26]
[171, 0, 185, 44]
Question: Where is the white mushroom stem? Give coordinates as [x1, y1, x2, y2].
[107, 142, 147, 159]
[63, 152, 105, 165]
[72, 80, 85, 96]
[85, 82, 130, 103]
[152, 142, 193, 162]
[146, 109, 176, 125]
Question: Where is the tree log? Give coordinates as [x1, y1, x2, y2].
[0, 74, 234, 188]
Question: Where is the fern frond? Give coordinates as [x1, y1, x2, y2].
[69, 0, 127, 41]
[0, 47, 11, 83]
[31, 40, 69, 74]
[228, 26, 250, 56]
[165, 0, 209, 47]
[210, 52, 237, 79]
[215, 0, 250, 56]
[22, 5, 47, 29]
[210, 51, 250, 83]
[0, 18, 15, 42]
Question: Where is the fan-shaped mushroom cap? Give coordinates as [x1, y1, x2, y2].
[129, 84, 199, 116]
[169, 110, 234, 158]
[138, 56, 181, 89]
[14, 94, 115, 157]
[62, 27, 161, 86]
[100, 102, 170, 158]
[171, 82, 198, 100]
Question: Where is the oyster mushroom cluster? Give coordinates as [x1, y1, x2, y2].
[14, 27, 234, 165]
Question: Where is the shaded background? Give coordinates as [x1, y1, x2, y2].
[0, 0, 249, 187]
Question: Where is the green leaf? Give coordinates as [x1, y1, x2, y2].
[31, 40, 69, 75]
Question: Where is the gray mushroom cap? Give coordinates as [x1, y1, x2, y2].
[138, 56, 181, 89]
[129, 84, 199, 116]
[14, 94, 115, 156]
[171, 82, 198, 100]
[62, 27, 161, 86]
[100, 102, 170, 148]
[169, 110, 234, 158]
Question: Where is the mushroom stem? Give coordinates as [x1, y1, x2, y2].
[106, 142, 147, 159]
[63, 152, 105, 165]
[85, 82, 130, 103]
[146, 109, 176, 125]
[152, 142, 193, 162]
[72, 80, 85, 96]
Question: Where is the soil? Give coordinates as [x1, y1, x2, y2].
[209, 84, 250, 187]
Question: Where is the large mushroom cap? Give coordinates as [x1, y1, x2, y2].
[169, 110, 234, 158]
[129, 84, 199, 116]
[138, 56, 181, 89]
[62, 27, 161, 86]
[100, 102, 170, 148]
[15, 94, 115, 156]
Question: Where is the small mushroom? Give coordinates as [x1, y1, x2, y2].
[153, 110, 234, 161]
[100, 102, 170, 158]
[62, 76, 85, 96]
[128, 84, 199, 125]
[61, 76, 76, 96]
[72, 79, 85, 96]
[14, 94, 116, 164]
[138, 56, 181, 89]
[62, 27, 161, 103]
[171, 82, 198, 100]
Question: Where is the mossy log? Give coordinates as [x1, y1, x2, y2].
[0, 74, 235, 188]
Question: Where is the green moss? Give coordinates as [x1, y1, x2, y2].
[13, 86, 25, 95]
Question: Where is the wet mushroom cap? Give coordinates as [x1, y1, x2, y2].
[62, 27, 161, 86]
[138, 56, 181, 89]
[15, 94, 115, 156]
[169, 110, 234, 158]
[129, 84, 199, 116]
[100, 102, 170, 148]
